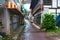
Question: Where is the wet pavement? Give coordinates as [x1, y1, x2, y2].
[20, 19, 54, 40]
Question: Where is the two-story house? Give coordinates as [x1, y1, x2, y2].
[0, 0, 24, 35]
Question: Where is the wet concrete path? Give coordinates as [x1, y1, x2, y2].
[20, 19, 54, 40]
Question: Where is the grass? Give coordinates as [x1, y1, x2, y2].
[39, 24, 60, 33]
[47, 28, 60, 33]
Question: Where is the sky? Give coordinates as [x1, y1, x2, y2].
[24, 3, 30, 11]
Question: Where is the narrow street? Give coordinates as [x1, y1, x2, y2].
[19, 19, 54, 40]
[0, 0, 60, 40]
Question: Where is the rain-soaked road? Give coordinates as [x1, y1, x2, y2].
[20, 19, 54, 40]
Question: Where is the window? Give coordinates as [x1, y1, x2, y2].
[58, 0, 60, 7]
[43, 0, 52, 5]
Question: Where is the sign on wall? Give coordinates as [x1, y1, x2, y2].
[8, 1, 17, 8]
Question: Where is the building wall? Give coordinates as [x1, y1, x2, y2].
[0, 8, 10, 34]
[0, 0, 24, 35]
[3, 8, 10, 34]
[34, 10, 41, 26]
[10, 13, 20, 31]
[43, 0, 60, 13]
[0, 8, 11, 34]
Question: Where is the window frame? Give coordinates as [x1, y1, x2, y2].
[43, 0, 52, 5]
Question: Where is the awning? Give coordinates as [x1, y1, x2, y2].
[8, 8, 24, 17]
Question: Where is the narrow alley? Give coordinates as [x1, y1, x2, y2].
[0, 0, 60, 40]
[19, 19, 54, 40]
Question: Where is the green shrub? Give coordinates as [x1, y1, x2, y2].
[47, 28, 60, 33]
[2, 35, 12, 40]
[42, 13, 56, 30]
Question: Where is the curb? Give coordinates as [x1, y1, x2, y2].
[31, 23, 40, 29]
[47, 33, 60, 40]
[16, 25, 25, 40]
[12, 26, 25, 40]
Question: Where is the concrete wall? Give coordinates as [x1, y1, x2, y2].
[0, 8, 10, 34]
[2, 8, 10, 34]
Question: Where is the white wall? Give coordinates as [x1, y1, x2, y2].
[43, 0, 60, 14]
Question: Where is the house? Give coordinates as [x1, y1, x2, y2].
[30, 0, 43, 25]
[0, 0, 24, 35]
[30, 0, 60, 26]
